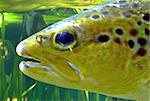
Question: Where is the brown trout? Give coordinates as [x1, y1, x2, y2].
[16, 0, 150, 100]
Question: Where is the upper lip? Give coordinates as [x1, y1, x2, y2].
[24, 58, 41, 63]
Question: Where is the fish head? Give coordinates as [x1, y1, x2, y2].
[16, 20, 91, 89]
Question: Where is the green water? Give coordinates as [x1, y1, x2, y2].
[0, 3, 135, 101]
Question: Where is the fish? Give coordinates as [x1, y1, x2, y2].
[16, 0, 150, 101]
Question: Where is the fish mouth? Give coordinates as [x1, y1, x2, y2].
[19, 57, 53, 72]
[19, 54, 83, 81]
[24, 58, 41, 63]
[16, 40, 83, 81]
[16, 40, 52, 71]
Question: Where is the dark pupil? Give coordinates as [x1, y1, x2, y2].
[55, 32, 74, 45]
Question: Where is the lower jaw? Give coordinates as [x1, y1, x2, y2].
[19, 61, 52, 71]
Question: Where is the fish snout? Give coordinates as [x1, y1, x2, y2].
[16, 41, 28, 56]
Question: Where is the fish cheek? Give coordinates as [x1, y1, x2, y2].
[21, 68, 51, 80]
[36, 51, 82, 82]
[22, 68, 65, 85]
[51, 61, 81, 81]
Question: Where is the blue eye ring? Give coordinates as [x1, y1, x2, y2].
[53, 31, 77, 50]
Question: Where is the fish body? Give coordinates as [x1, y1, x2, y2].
[16, 0, 150, 101]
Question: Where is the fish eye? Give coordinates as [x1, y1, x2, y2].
[53, 31, 77, 50]
[56, 32, 74, 45]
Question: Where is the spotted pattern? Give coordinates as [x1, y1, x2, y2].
[132, 3, 139, 8]
[143, 14, 150, 21]
[137, 21, 142, 25]
[128, 40, 134, 48]
[92, 15, 100, 19]
[114, 38, 121, 44]
[145, 28, 150, 36]
[136, 48, 147, 56]
[86, 1, 150, 58]
[137, 38, 147, 46]
[130, 28, 138, 36]
[115, 28, 123, 35]
[97, 35, 109, 43]
[92, 13, 149, 58]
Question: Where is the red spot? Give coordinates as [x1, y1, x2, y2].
[136, 48, 147, 56]
[130, 28, 138, 36]
[114, 38, 121, 44]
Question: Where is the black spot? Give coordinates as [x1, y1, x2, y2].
[97, 35, 109, 42]
[143, 14, 150, 21]
[144, 28, 150, 36]
[137, 21, 142, 25]
[136, 48, 146, 56]
[132, 3, 139, 8]
[115, 28, 123, 35]
[128, 40, 134, 48]
[114, 38, 121, 44]
[137, 38, 147, 46]
[130, 28, 138, 36]
[92, 15, 100, 19]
